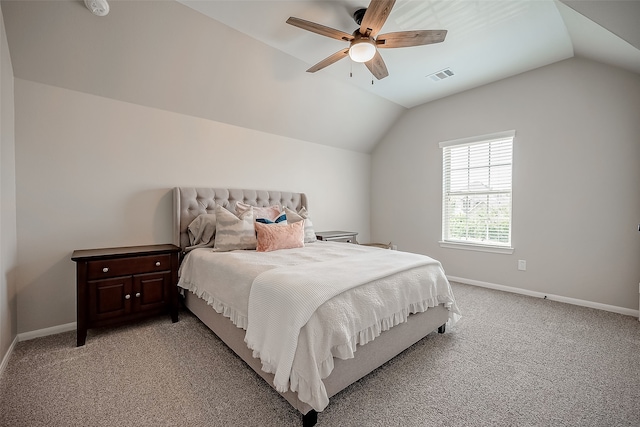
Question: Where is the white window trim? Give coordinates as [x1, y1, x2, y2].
[439, 130, 516, 149]
[439, 240, 514, 254]
[439, 130, 515, 253]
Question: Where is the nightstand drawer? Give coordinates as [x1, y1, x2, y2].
[86, 254, 172, 279]
[325, 236, 356, 243]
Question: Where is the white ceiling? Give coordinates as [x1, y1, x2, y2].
[179, 0, 640, 108]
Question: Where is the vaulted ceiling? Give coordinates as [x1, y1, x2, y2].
[2, 0, 638, 153]
[179, 0, 639, 108]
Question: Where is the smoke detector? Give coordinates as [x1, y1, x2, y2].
[85, 0, 109, 16]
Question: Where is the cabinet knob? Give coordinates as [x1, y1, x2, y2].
[102, 267, 109, 273]
[135, 292, 141, 298]
[124, 294, 131, 300]
[155, 261, 161, 267]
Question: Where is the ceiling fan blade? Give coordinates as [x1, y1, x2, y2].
[359, 0, 396, 38]
[376, 30, 447, 48]
[365, 50, 389, 80]
[286, 17, 354, 42]
[306, 48, 350, 73]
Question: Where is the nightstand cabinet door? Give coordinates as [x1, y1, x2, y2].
[133, 271, 171, 313]
[88, 276, 133, 322]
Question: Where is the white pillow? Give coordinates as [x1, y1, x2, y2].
[213, 205, 257, 251]
[284, 207, 317, 243]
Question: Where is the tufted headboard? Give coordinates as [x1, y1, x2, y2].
[173, 187, 308, 250]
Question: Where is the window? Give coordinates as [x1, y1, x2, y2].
[440, 130, 514, 253]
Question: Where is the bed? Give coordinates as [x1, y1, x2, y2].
[173, 187, 460, 426]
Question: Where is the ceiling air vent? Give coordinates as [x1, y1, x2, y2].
[428, 68, 454, 82]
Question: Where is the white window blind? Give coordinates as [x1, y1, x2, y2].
[440, 130, 514, 250]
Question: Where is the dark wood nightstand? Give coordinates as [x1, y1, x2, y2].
[315, 231, 359, 244]
[72, 244, 180, 346]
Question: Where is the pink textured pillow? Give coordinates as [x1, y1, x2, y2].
[236, 202, 281, 221]
[255, 220, 305, 252]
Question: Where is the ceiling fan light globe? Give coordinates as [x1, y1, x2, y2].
[349, 41, 376, 63]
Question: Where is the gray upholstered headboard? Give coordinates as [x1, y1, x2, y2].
[173, 187, 308, 250]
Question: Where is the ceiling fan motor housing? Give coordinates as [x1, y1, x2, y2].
[353, 8, 367, 26]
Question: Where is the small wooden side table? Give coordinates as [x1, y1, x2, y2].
[72, 244, 180, 346]
[315, 231, 359, 244]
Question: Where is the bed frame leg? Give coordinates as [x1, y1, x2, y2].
[438, 324, 446, 334]
[302, 409, 318, 427]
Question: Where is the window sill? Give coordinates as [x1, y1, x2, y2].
[439, 241, 514, 254]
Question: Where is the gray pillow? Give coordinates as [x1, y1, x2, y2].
[186, 213, 217, 250]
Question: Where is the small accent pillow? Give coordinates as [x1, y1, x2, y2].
[213, 205, 257, 251]
[255, 213, 287, 225]
[255, 220, 305, 252]
[186, 213, 217, 250]
[284, 207, 317, 243]
[236, 202, 281, 221]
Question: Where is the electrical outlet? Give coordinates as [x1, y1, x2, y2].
[518, 260, 526, 271]
[391, 245, 398, 250]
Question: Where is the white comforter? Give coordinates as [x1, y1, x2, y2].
[178, 242, 460, 411]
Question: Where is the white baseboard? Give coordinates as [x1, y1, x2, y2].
[1, 322, 77, 378]
[6, 277, 640, 348]
[17, 322, 77, 342]
[0, 335, 18, 378]
[448, 276, 640, 319]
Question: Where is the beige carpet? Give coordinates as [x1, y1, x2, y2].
[1, 282, 639, 426]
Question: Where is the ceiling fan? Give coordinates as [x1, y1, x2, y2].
[286, 0, 447, 80]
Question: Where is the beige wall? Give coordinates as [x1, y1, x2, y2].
[14, 79, 371, 334]
[1, 2, 18, 364]
[372, 57, 640, 311]
[3, 0, 377, 337]
[2, 0, 404, 154]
